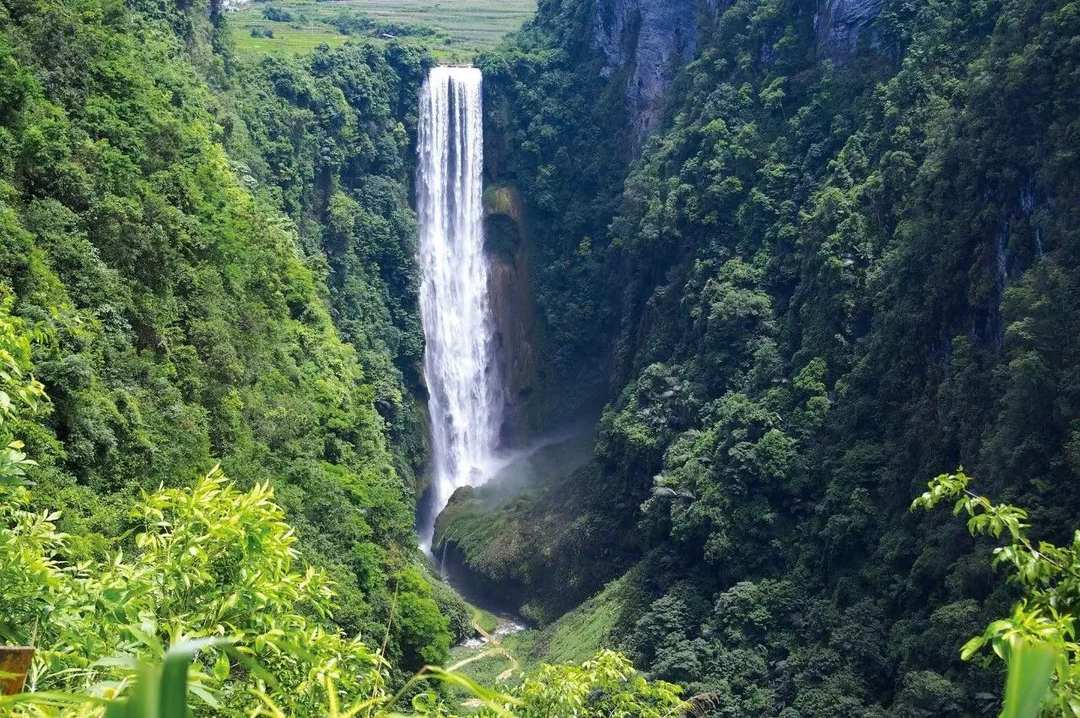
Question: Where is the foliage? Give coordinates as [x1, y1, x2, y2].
[0, 296, 47, 489]
[1001, 639, 1058, 718]
[0, 0, 474, 682]
[510, 650, 683, 718]
[0, 345, 404, 714]
[261, 7, 292, 23]
[1, 464, 387, 715]
[466, 0, 1080, 714]
[6, 643, 686, 718]
[62, 639, 229, 718]
[0, 303, 682, 717]
[4, 473, 683, 716]
[220, 41, 430, 501]
[914, 471, 1080, 714]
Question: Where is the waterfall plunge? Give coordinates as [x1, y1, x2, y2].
[417, 67, 502, 550]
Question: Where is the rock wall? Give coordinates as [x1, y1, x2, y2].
[483, 185, 537, 446]
[590, 0, 884, 145]
[591, 0, 715, 145]
[814, 0, 884, 58]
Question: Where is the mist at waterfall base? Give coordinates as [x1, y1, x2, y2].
[421, 426, 597, 622]
[415, 424, 598, 551]
[415, 65, 503, 553]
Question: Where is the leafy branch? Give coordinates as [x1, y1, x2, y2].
[913, 470, 1080, 715]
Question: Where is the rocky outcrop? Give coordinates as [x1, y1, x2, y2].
[433, 438, 626, 625]
[814, 0, 884, 58]
[592, 0, 719, 145]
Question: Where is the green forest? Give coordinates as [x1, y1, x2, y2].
[1, 0, 1079, 714]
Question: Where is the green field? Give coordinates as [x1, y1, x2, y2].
[228, 0, 536, 60]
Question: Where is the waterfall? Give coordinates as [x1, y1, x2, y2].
[417, 66, 502, 550]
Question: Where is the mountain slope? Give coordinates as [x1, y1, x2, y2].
[0, 0, 459, 673]
[439, 0, 1080, 712]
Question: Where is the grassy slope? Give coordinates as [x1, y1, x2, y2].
[518, 569, 640, 665]
[448, 568, 646, 692]
[229, 0, 535, 61]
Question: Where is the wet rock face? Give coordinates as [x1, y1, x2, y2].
[483, 185, 536, 446]
[592, 0, 714, 144]
[814, 0, 884, 58]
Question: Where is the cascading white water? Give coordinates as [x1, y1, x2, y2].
[417, 66, 502, 549]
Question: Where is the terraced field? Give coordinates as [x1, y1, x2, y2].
[229, 0, 536, 60]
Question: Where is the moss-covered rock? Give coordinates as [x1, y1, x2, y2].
[433, 431, 639, 624]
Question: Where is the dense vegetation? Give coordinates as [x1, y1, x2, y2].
[4, 0, 1080, 712]
[0, 0, 457, 679]
[435, 0, 1080, 713]
[222, 39, 430, 495]
[0, 303, 690, 715]
[0, 0, 698, 710]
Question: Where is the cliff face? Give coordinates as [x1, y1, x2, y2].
[483, 185, 537, 446]
[814, 0, 884, 57]
[590, 0, 883, 146]
[591, 0, 714, 144]
[482, 0, 888, 439]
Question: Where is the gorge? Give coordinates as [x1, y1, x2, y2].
[420, 0, 1080, 712]
[3, 0, 1080, 714]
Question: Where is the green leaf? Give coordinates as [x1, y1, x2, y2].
[1001, 638, 1058, 718]
[105, 697, 131, 718]
[127, 664, 162, 718]
[159, 638, 228, 718]
[961, 635, 986, 661]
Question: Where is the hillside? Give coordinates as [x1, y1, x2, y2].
[0, 0, 460, 683]
[227, 0, 536, 61]
[434, 0, 1080, 713]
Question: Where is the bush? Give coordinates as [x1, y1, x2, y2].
[260, 6, 291, 21]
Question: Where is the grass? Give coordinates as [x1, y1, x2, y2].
[519, 569, 637, 666]
[227, 0, 536, 60]
[471, 605, 501, 635]
[448, 634, 528, 692]
[232, 23, 347, 56]
[448, 567, 643, 697]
